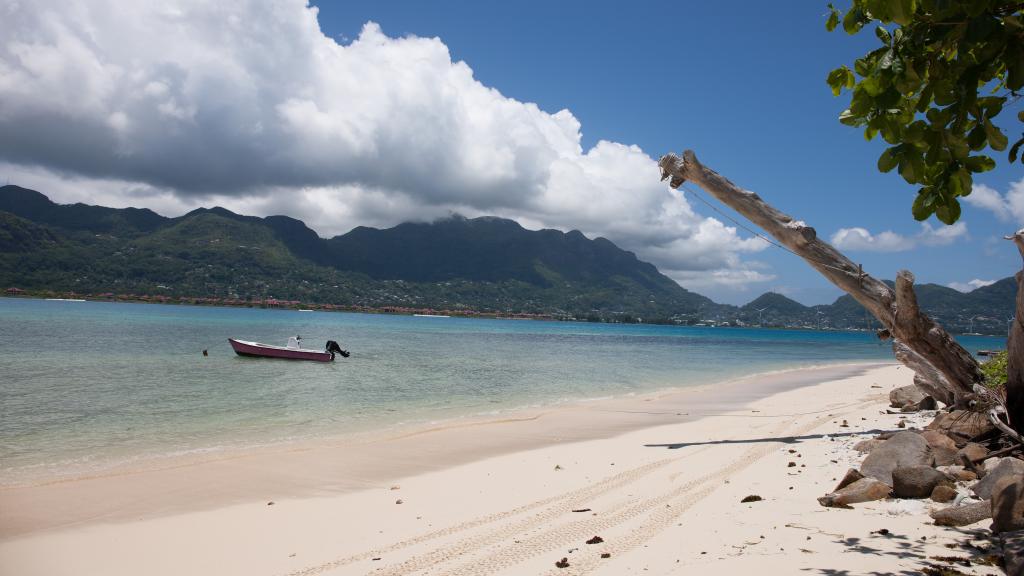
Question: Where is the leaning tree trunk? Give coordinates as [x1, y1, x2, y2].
[892, 340, 955, 406]
[658, 150, 984, 408]
[1005, 231, 1024, 430]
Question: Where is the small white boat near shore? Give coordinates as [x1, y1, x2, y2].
[229, 336, 348, 361]
[413, 313, 450, 318]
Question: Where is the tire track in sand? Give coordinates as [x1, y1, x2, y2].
[285, 447, 712, 576]
[287, 396, 874, 576]
[435, 398, 877, 576]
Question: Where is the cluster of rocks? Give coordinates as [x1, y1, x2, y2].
[817, 385, 1024, 540]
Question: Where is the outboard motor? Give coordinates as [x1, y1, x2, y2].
[325, 340, 349, 360]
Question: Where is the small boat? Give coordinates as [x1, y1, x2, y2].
[413, 313, 450, 318]
[229, 336, 349, 361]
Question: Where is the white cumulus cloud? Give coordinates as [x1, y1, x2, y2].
[0, 0, 772, 292]
[947, 278, 997, 293]
[830, 222, 968, 252]
[963, 178, 1024, 224]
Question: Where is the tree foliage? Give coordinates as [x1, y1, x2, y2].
[826, 0, 1023, 224]
[981, 349, 1009, 388]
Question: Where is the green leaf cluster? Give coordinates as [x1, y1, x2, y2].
[826, 0, 1024, 224]
[980, 349, 1009, 389]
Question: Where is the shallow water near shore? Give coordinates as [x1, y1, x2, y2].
[0, 297, 1005, 485]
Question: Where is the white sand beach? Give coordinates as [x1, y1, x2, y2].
[0, 363, 1002, 575]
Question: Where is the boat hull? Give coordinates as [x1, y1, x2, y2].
[228, 338, 333, 362]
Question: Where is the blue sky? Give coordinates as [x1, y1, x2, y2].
[1, 1, 1021, 304]
[310, 0, 1022, 303]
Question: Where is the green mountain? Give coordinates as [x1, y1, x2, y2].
[820, 279, 1017, 334]
[0, 185, 1015, 332]
[0, 185, 712, 319]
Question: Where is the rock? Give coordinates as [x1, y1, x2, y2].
[984, 456, 1005, 472]
[600, 553, 611, 559]
[818, 477, 891, 508]
[958, 443, 989, 464]
[834, 468, 864, 491]
[973, 458, 1024, 500]
[555, 557, 569, 568]
[740, 495, 762, 503]
[890, 385, 925, 409]
[917, 396, 938, 411]
[853, 439, 884, 454]
[921, 430, 959, 466]
[860, 431, 933, 486]
[1001, 529, 1024, 576]
[920, 430, 957, 451]
[586, 536, 604, 544]
[926, 410, 995, 439]
[992, 476, 1024, 533]
[931, 484, 958, 503]
[892, 465, 952, 498]
[930, 501, 992, 527]
[936, 465, 978, 482]
[956, 470, 979, 482]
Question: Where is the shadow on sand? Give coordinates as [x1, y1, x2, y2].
[803, 527, 1002, 575]
[643, 429, 892, 450]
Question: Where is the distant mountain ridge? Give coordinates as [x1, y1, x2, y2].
[0, 185, 713, 319]
[0, 185, 1015, 333]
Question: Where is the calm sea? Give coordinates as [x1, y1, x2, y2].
[0, 298, 1006, 485]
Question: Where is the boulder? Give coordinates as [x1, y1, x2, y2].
[926, 410, 995, 440]
[853, 439, 884, 454]
[958, 443, 989, 464]
[1002, 530, 1024, 576]
[834, 468, 864, 491]
[973, 458, 1024, 500]
[892, 465, 952, 499]
[931, 501, 992, 527]
[917, 396, 938, 411]
[920, 430, 959, 466]
[818, 477, 891, 508]
[937, 465, 978, 482]
[890, 385, 925, 409]
[860, 431, 933, 486]
[992, 476, 1024, 533]
[920, 430, 957, 450]
[931, 484, 958, 503]
[957, 470, 979, 482]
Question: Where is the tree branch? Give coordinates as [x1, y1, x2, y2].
[659, 150, 982, 404]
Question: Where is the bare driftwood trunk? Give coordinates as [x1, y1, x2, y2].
[892, 340, 955, 406]
[658, 150, 983, 406]
[1006, 231, 1024, 430]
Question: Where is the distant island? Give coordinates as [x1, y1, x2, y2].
[0, 184, 1015, 334]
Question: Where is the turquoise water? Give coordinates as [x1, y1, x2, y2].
[0, 298, 1006, 484]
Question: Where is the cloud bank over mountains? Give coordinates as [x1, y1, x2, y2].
[0, 0, 771, 290]
[829, 222, 968, 252]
